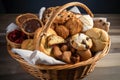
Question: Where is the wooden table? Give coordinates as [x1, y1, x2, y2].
[0, 14, 120, 80]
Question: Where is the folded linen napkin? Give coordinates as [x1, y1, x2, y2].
[39, 7, 46, 20]
[12, 48, 66, 65]
[6, 23, 19, 33]
[69, 6, 81, 14]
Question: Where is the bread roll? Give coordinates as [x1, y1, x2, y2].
[77, 49, 92, 61]
[86, 28, 109, 52]
[21, 39, 34, 51]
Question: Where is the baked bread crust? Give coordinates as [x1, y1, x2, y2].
[86, 28, 109, 52]
[21, 39, 34, 51]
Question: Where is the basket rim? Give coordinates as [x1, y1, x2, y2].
[16, 13, 38, 27]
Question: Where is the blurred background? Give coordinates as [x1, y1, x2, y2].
[0, 0, 120, 14]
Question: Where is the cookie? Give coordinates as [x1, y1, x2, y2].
[93, 18, 110, 32]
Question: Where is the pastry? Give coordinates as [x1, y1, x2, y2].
[70, 33, 93, 51]
[93, 18, 110, 32]
[47, 34, 66, 46]
[21, 18, 43, 36]
[55, 25, 69, 39]
[77, 49, 92, 61]
[62, 51, 72, 63]
[16, 13, 38, 27]
[42, 6, 59, 24]
[53, 45, 62, 59]
[34, 27, 57, 56]
[86, 28, 109, 52]
[7, 29, 27, 44]
[21, 39, 34, 51]
[79, 15, 93, 32]
[65, 17, 83, 35]
[60, 44, 69, 52]
[42, 6, 74, 24]
[71, 54, 81, 63]
[53, 46, 72, 63]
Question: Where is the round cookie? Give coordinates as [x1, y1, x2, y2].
[93, 18, 110, 32]
[86, 28, 109, 52]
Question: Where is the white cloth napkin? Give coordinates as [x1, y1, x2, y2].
[6, 23, 19, 33]
[12, 48, 66, 65]
[69, 6, 81, 14]
[79, 15, 94, 32]
[39, 7, 46, 20]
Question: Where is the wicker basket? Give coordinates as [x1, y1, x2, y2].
[7, 2, 111, 80]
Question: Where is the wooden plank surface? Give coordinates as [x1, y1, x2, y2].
[0, 14, 120, 80]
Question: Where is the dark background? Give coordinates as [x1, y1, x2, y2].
[0, 0, 120, 13]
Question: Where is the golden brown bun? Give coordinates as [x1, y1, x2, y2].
[77, 49, 92, 61]
[62, 51, 72, 63]
[55, 25, 69, 39]
[65, 17, 83, 35]
[21, 39, 34, 51]
[34, 27, 57, 56]
[86, 28, 109, 52]
[47, 35, 66, 46]
[53, 45, 62, 59]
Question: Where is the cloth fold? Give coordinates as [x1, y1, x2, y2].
[6, 23, 19, 33]
[12, 48, 66, 65]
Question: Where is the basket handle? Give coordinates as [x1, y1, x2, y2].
[35, 2, 94, 49]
